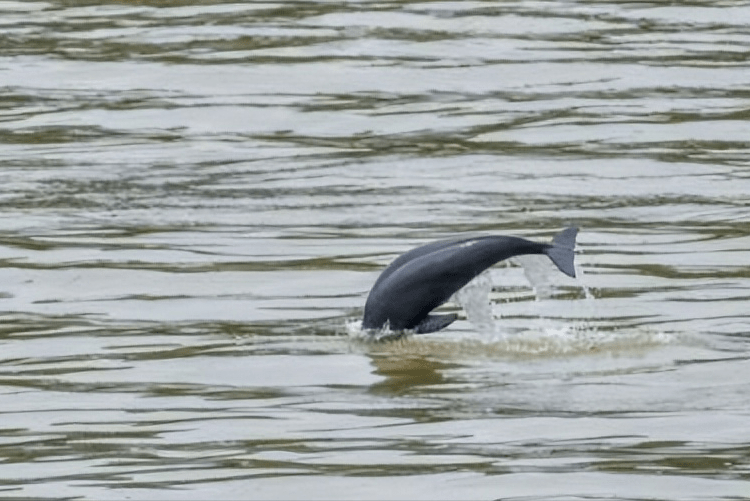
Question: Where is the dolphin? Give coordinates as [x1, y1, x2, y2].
[362, 227, 578, 334]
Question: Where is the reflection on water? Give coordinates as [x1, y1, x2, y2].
[369, 354, 457, 396]
[2, 0, 750, 499]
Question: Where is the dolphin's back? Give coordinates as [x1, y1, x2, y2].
[368, 236, 477, 292]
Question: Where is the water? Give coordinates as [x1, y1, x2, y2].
[2, 0, 750, 499]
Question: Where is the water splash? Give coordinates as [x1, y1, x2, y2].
[575, 250, 596, 300]
[451, 256, 575, 336]
[449, 269, 496, 335]
[347, 319, 409, 343]
[512, 254, 559, 299]
[372, 326, 677, 360]
[448, 254, 597, 341]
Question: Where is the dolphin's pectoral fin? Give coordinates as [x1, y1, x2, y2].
[414, 314, 458, 334]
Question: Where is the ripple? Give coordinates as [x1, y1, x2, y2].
[2, 0, 750, 498]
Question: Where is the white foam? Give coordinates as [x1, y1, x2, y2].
[368, 325, 678, 360]
[347, 319, 405, 342]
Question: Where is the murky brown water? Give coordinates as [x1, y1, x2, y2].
[2, 1, 750, 499]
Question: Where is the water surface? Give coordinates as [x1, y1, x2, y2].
[1, 0, 750, 499]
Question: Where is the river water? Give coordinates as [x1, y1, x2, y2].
[1, 1, 750, 499]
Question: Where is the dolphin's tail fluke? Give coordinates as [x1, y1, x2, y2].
[544, 226, 578, 278]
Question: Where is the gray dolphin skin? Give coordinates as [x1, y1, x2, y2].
[362, 227, 579, 334]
